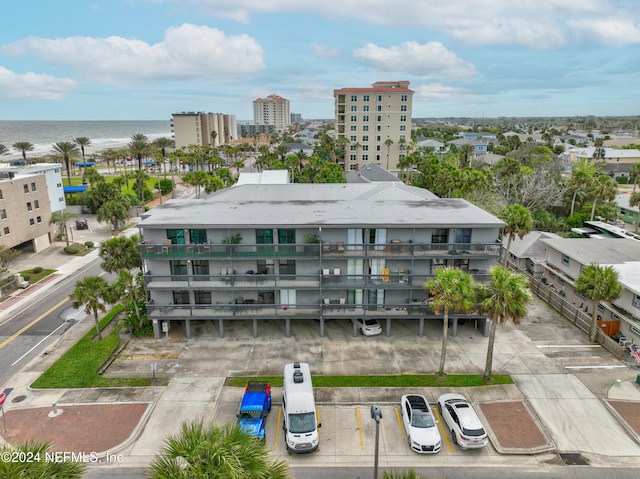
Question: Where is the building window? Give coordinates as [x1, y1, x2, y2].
[172, 291, 190, 304]
[27, 202, 32, 211]
[362, 126, 369, 132]
[278, 229, 295, 244]
[362, 145, 368, 151]
[350, 125, 357, 131]
[363, 95, 369, 101]
[34, 200, 39, 209]
[351, 105, 357, 112]
[350, 164, 357, 170]
[279, 260, 296, 277]
[377, 105, 382, 112]
[351, 95, 357, 101]
[377, 115, 382, 121]
[362, 154, 369, 161]
[350, 154, 357, 161]
[400, 115, 407, 122]
[400, 125, 406, 131]
[3, 227, 9, 235]
[0, 190, 3, 199]
[633, 294, 640, 309]
[170, 260, 188, 278]
[377, 126, 382, 132]
[29, 218, 35, 225]
[377, 95, 382, 101]
[376, 136, 381, 141]
[167, 229, 185, 244]
[401, 105, 407, 111]
[37, 216, 42, 223]
[363, 115, 369, 122]
[350, 115, 357, 121]
[23, 184, 29, 193]
[401, 94, 408, 101]
[362, 135, 369, 142]
[561, 254, 570, 266]
[0, 209, 6, 219]
[350, 136, 357, 142]
[194, 290, 212, 305]
[431, 258, 446, 271]
[192, 260, 210, 279]
[400, 135, 406, 142]
[455, 228, 472, 243]
[431, 228, 448, 243]
[31, 182, 37, 191]
[189, 229, 207, 244]
[363, 105, 369, 112]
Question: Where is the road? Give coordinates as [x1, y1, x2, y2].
[0, 258, 108, 387]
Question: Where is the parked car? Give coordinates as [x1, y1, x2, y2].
[356, 318, 382, 336]
[437, 393, 488, 450]
[75, 218, 88, 230]
[400, 394, 441, 454]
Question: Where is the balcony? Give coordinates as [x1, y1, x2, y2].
[141, 241, 502, 260]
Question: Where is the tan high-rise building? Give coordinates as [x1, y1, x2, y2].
[253, 94, 291, 130]
[334, 81, 413, 172]
[172, 112, 237, 150]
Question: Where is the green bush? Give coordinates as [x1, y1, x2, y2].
[84, 241, 94, 248]
[22, 274, 31, 281]
[32, 266, 43, 274]
[64, 246, 79, 255]
[616, 175, 629, 184]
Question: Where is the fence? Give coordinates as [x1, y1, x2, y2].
[527, 272, 624, 359]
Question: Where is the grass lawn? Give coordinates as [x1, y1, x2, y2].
[19, 268, 56, 284]
[225, 374, 513, 388]
[31, 305, 151, 389]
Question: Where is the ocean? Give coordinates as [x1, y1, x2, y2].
[0, 120, 172, 160]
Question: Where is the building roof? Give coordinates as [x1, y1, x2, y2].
[509, 231, 561, 260]
[235, 170, 290, 185]
[541, 238, 640, 264]
[334, 81, 413, 95]
[616, 192, 639, 212]
[610, 262, 640, 296]
[345, 164, 401, 184]
[139, 183, 503, 229]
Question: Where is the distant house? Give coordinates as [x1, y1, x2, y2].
[415, 139, 448, 157]
[615, 193, 640, 226]
[448, 138, 488, 157]
[345, 164, 400, 183]
[506, 231, 561, 275]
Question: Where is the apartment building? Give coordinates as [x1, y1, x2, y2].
[0, 171, 53, 252]
[253, 94, 291, 130]
[172, 112, 237, 150]
[334, 81, 413, 172]
[138, 183, 504, 340]
[539, 237, 640, 341]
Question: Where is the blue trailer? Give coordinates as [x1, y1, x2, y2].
[237, 381, 272, 442]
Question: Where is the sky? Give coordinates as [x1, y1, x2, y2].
[0, 0, 639, 121]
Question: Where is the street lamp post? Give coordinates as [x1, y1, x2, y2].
[371, 405, 383, 479]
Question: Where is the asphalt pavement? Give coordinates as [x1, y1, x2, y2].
[1, 214, 640, 478]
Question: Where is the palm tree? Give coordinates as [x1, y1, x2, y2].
[576, 264, 622, 341]
[629, 191, 640, 233]
[500, 203, 533, 267]
[0, 440, 86, 478]
[73, 136, 92, 164]
[97, 197, 131, 232]
[183, 170, 210, 199]
[566, 158, 598, 215]
[52, 141, 80, 186]
[384, 138, 394, 170]
[112, 270, 146, 333]
[99, 235, 141, 272]
[589, 174, 617, 220]
[148, 420, 290, 479]
[477, 266, 531, 380]
[629, 163, 640, 192]
[12, 141, 34, 161]
[128, 133, 151, 170]
[458, 143, 475, 168]
[70, 276, 111, 340]
[0, 144, 9, 156]
[425, 267, 476, 376]
[49, 211, 77, 247]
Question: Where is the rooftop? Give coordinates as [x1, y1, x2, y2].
[541, 238, 640, 264]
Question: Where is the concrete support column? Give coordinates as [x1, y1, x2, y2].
[353, 319, 358, 337]
[450, 318, 458, 337]
[418, 317, 424, 337]
[320, 319, 325, 338]
[386, 318, 392, 337]
[152, 319, 161, 340]
[218, 319, 225, 338]
[252, 318, 258, 338]
[285, 318, 291, 338]
[185, 319, 191, 339]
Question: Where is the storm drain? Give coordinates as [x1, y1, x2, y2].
[12, 395, 27, 403]
[559, 452, 589, 466]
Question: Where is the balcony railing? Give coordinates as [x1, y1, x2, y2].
[141, 241, 502, 260]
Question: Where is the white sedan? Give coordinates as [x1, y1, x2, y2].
[356, 318, 382, 336]
[400, 394, 441, 454]
[437, 393, 488, 450]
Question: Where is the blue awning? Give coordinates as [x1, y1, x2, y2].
[63, 185, 88, 193]
[75, 162, 95, 167]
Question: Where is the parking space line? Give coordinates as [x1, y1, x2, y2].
[433, 407, 453, 453]
[394, 407, 403, 433]
[273, 407, 281, 449]
[356, 408, 364, 450]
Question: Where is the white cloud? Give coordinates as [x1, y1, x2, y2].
[0, 24, 265, 84]
[412, 83, 473, 101]
[568, 18, 640, 45]
[353, 41, 476, 80]
[162, 0, 640, 49]
[0, 66, 77, 100]
[312, 44, 340, 58]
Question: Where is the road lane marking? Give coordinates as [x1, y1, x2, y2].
[273, 407, 281, 448]
[11, 322, 67, 366]
[433, 406, 453, 453]
[356, 407, 364, 450]
[0, 297, 69, 350]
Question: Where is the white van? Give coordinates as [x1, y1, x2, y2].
[282, 362, 320, 453]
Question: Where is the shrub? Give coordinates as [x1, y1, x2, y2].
[21, 274, 31, 281]
[84, 241, 94, 248]
[616, 175, 629, 184]
[64, 246, 79, 255]
[32, 266, 43, 274]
